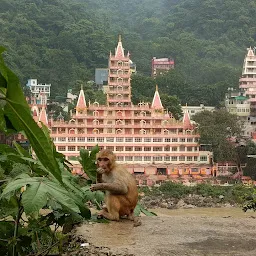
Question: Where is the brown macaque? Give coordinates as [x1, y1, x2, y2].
[90, 150, 139, 223]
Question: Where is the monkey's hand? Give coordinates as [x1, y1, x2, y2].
[90, 184, 102, 192]
[96, 167, 105, 174]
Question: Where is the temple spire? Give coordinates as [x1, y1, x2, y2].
[151, 85, 163, 110]
[115, 35, 125, 58]
[247, 47, 255, 57]
[38, 106, 48, 126]
[76, 86, 87, 112]
[183, 105, 193, 129]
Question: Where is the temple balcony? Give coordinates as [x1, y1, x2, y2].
[108, 98, 131, 103]
[108, 81, 130, 86]
[106, 88, 131, 93]
[109, 73, 130, 78]
[239, 77, 256, 82]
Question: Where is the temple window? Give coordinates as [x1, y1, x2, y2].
[93, 119, 99, 125]
[93, 128, 99, 134]
[153, 156, 162, 161]
[144, 156, 151, 161]
[58, 146, 66, 151]
[125, 156, 133, 161]
[93, 101, 99, 107]
[179, 156, 185, 161]
[68, 137, 76, 142]
[93, 111, 99, 117]
[58, 137, 66, 142]
[134, 156, 142, 161]
[116, 129, 123, 134]
[106, 137, 114, 142]
[140, 129, 147, 134]
[153, 138, 162, 142]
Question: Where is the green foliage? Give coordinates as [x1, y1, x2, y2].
[142, 181, 254, 205]
[0, 50, 96, 255]
[157, 181, 192, 198]
[0, 48, 62, 183]
[192, 109, 242, 162]
[79, 145, 99, 183]
[134, 203, 157, 216]
[0, 0, 251, 106]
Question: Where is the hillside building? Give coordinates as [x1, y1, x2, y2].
[239, 47, 256, 116]
[26, 79, 51, 100]
[151, 57, 174, 77]
[182, 104, 215, 117]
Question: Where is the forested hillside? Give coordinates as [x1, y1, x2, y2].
[0, 0, 256, 105]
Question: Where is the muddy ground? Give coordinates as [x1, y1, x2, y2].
[72, 208, 256, 256]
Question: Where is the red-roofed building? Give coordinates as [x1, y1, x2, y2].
[152, 57, 174, 77]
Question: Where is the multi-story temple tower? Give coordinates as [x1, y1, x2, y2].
[239, 47, 256, 116]
[107, 35, 132, 107]
[47, 36, 214, 185]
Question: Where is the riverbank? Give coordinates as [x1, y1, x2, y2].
[68, 207, 256, 256]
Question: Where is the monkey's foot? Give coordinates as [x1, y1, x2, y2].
[97, 214, 104, 219]
[133, 217, 142, 227]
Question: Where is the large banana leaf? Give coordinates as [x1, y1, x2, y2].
[0, 48, 62, 183]
[79, 145, 99, 182]
[1, 176, 80, 214]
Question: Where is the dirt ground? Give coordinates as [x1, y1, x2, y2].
[75, 208, 256, 256]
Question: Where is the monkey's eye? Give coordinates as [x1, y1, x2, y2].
[97, 158, 109, 162]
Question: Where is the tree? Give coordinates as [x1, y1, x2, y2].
[131, 74, 156, 104]
[160, 93, 182, 120]
[192, 109, 242, 162]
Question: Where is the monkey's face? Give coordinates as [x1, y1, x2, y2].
[97, 157, 111, 172]
[96, 150, 116, 172]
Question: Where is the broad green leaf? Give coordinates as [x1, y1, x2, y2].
[134, 203, 157, 217]
[22, 182, 48, 214]
[44, 180, 80, 213]
[0, 52, 62, 183]
[1, 177, 41, 198]
[0, 195, 18, 219]
[1, 177, 82, 214]
[79, 148, 97, 182]
[10, 163, 31, 178]
[5, 100, 62, 182]
[90, 144, 100, 159]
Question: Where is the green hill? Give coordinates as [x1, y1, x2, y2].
[0, 0, 255, 104]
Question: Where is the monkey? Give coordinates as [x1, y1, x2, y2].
[90, 149, 140, 224]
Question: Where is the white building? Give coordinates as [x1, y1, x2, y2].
[181, 104, 215, 117]
[26, 79, 51, 98]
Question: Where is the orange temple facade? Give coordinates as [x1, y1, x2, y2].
[43, 36, 215, 185]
